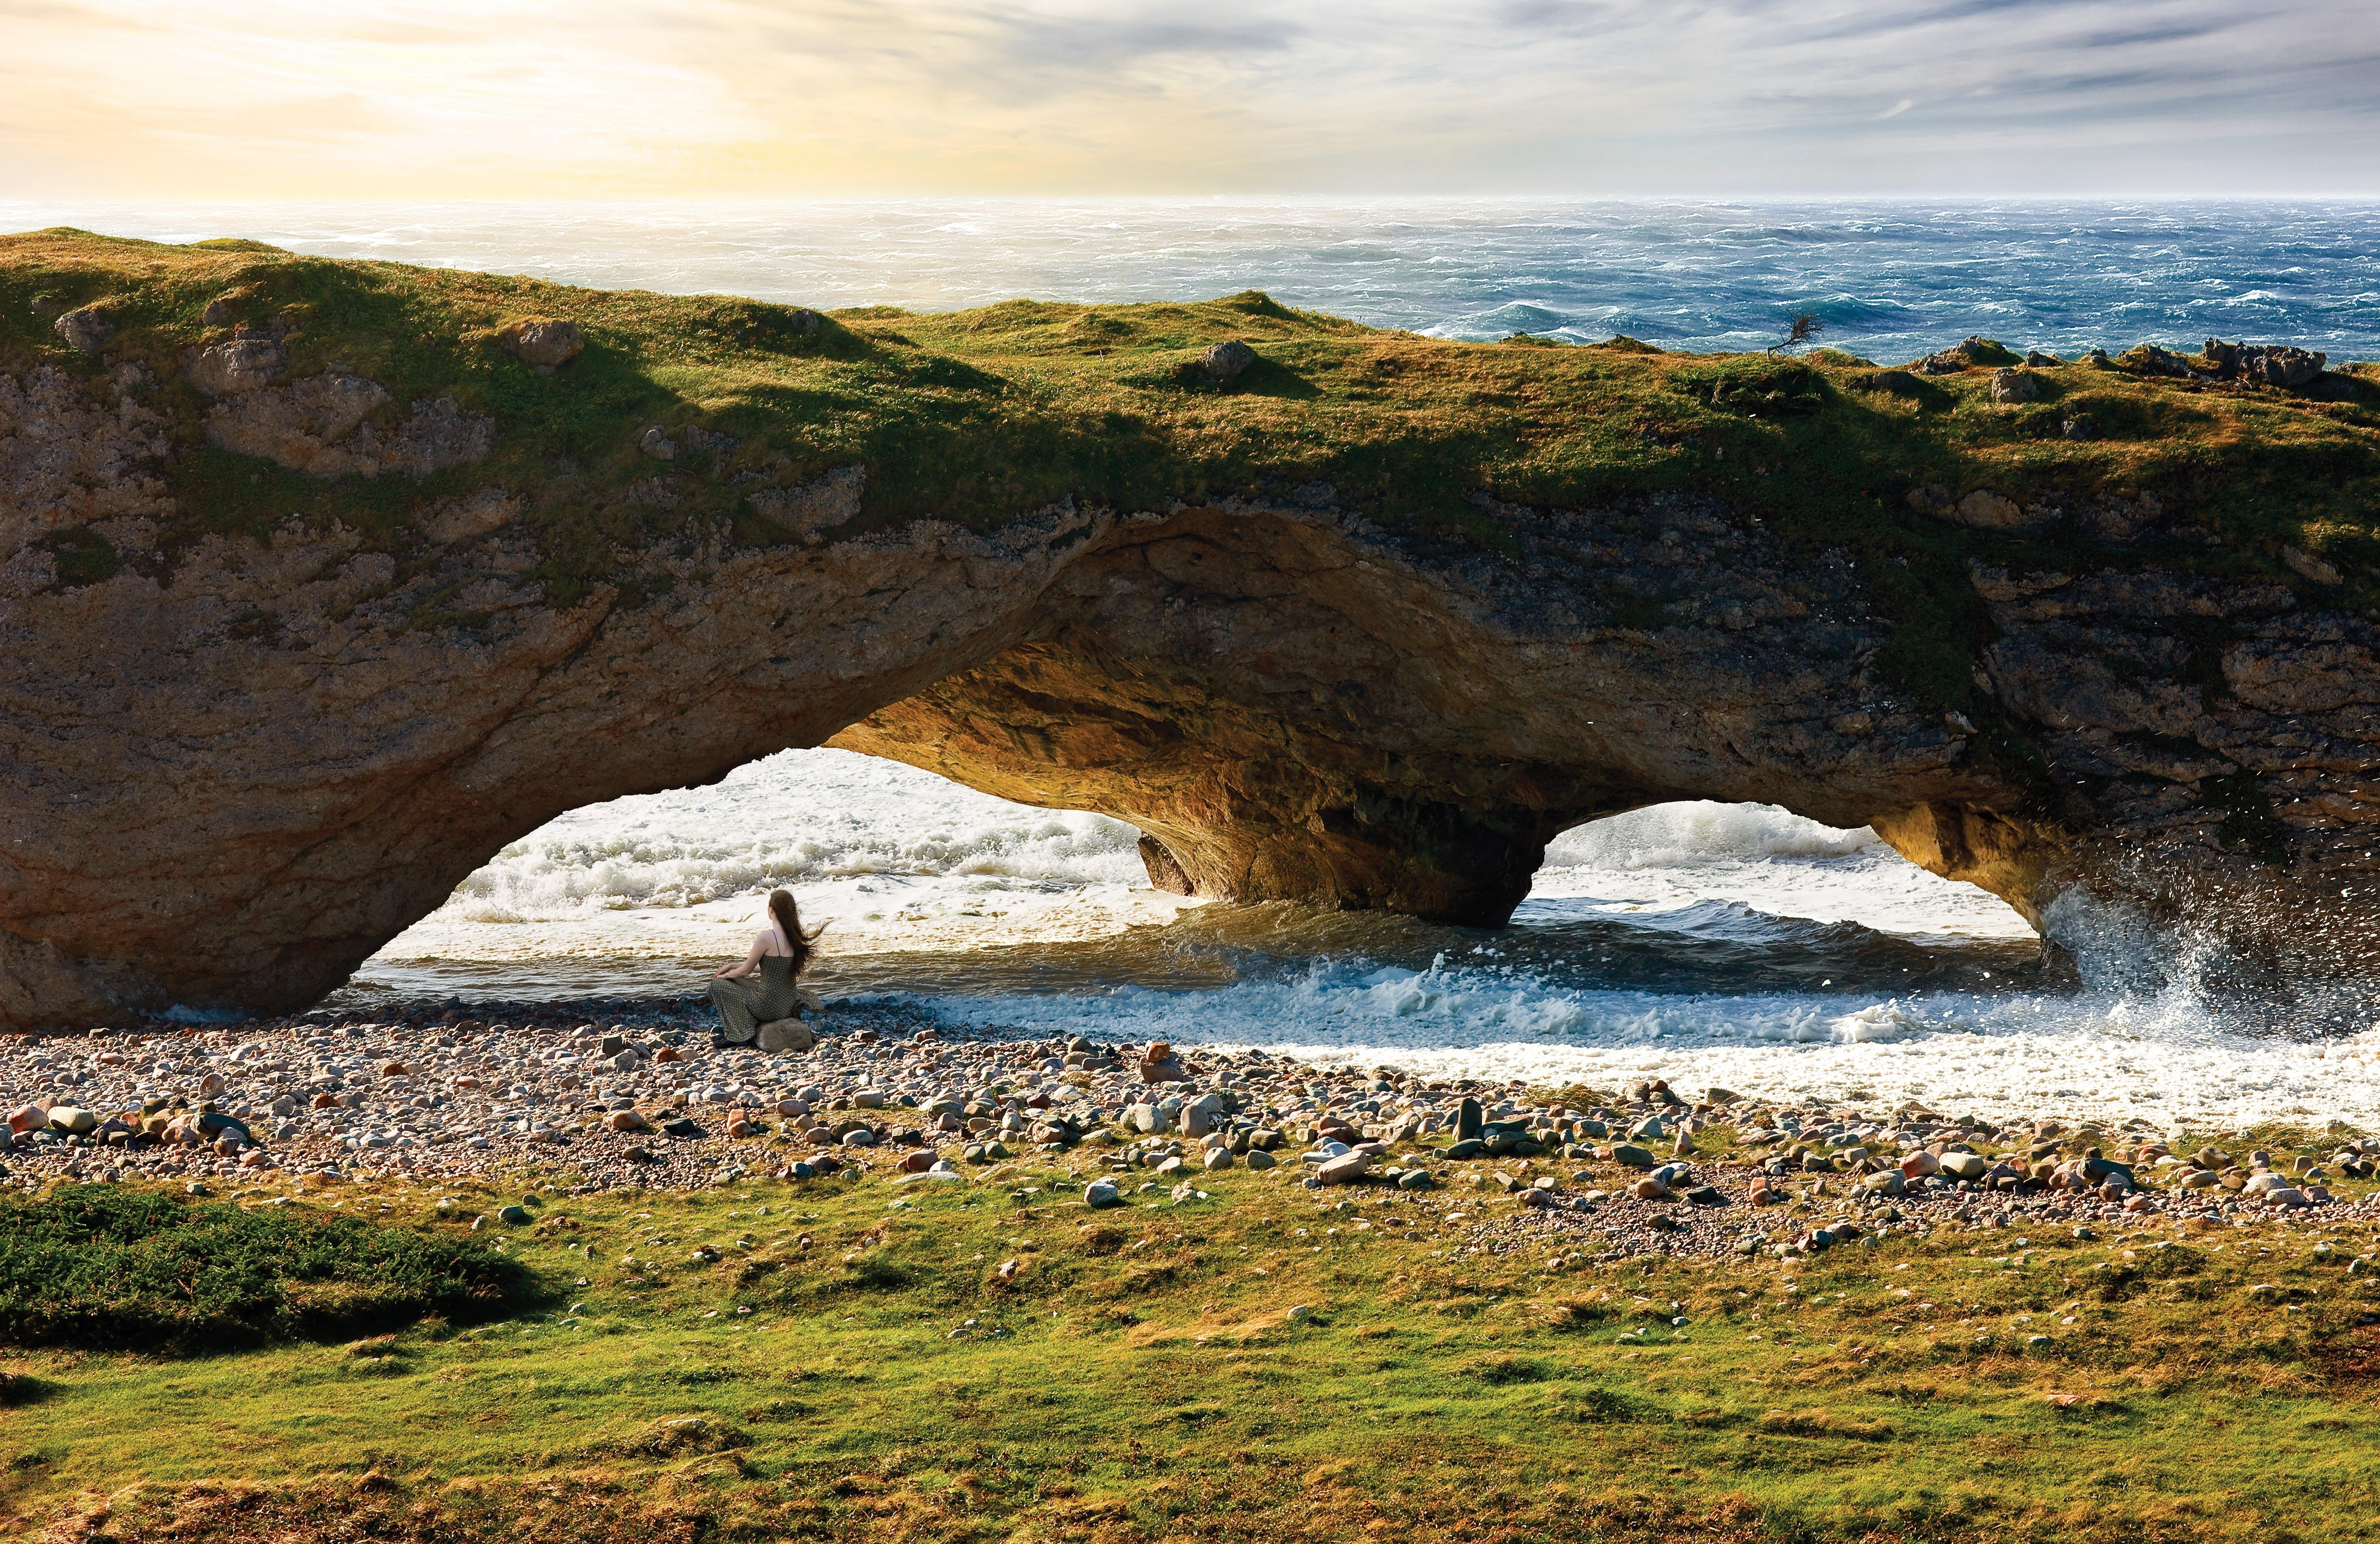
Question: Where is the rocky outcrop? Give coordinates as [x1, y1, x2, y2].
[748, 465, 865, 540]
[5, 238, 2380, 1028]
[52, 305, 111, 354]
[2203, 339, 2327, 389]
[1912, 335, 2020, 374]
[177, 330, 493, 478]
[1909, 484, 2037, 530]
[186, 336, 288, 396]
[1988, 368, 2040, 404]
[204, 374, 490, 478]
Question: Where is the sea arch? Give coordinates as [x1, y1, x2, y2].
[3, 489, 2066, 1029]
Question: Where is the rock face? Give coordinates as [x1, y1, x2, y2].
[6, 243, 2380, 1029]
[830, 495, 1983, 923]
[204, 371, 492, 478]
[6, 397, 2375, 1028]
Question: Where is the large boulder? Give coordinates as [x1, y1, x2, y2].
[53, 306, 111, 353]
[499, 317, 584, 369]
[1988, 368, 2041, 404]
[1316, 1152, 1370, 1185]
[1938, 1151, 1989, 1181]
[185, 338, 286, 396]
[756, 1017, 815, 1053]
[1202, 339, 1257, 380]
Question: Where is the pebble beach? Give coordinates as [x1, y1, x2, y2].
[14, 999, 2380, 1267]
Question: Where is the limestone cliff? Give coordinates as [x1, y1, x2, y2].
[5, 228, 2380, 1028]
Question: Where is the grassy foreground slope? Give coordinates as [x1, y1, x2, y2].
[7, 1140, 2380, 1544]
[8, 227, 2380, 713]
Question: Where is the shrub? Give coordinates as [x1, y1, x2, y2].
[1675, 358, 1830, 415]
[1771, 311, 1824, 356]
[0, 1188, 541, 1352]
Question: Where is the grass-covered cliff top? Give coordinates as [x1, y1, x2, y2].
[8, 225, 2379, 662]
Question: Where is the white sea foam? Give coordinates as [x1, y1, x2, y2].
[1544, 801, 1877, 868]
[924, 960, 2380, 1130]
[1531, 804, 2033, 944]
[444, 748, 1143, 923]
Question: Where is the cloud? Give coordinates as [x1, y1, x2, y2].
[0, 0, 2371, 197]
[987, 13, 1305, 70]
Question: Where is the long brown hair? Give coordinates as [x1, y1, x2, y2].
[767, 889, 824, 976]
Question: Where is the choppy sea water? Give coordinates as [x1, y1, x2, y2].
[332, 751, 2380, 1132]
[6, 197, 2377, 361]
[27, 194, 2376, 1123]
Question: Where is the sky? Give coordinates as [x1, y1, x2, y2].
[2, 0, 2375, 198]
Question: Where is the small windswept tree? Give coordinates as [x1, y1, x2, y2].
[1771, 312, 1824, 356]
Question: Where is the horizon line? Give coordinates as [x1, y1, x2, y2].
[6, 192, 2380, 212]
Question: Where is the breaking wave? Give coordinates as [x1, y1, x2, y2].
[444, 748, 1143, 921]
[1545, 801, 1879, 868]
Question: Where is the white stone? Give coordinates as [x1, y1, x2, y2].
[1316, 1152, 1369, 1185]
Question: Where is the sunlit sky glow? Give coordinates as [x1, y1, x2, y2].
[3, 0, 2375, 197]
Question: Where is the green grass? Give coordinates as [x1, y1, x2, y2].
[8, 1136, 2380, 1543]
[0, 1188, 539, 1352]
[8, 225, 2380, 728]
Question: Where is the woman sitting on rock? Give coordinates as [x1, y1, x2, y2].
[708, 889, 824, 1051]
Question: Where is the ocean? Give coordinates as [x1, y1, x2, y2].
[7, 197, 2378, 361]
[20, 196, 2379, 1127]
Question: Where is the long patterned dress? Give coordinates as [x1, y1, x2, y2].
[709, 954, 801, 1044]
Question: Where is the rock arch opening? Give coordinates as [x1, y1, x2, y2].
[336, 747, 1172, 1010]
[336, 761, 2039, 1018]
[1531, 801, 2041, 946]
